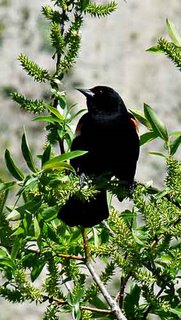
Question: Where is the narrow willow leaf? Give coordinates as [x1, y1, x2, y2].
[43, 150, 88, 168]
[129, 109, 150, 128]
[43, 161, 74, 171]
[149, 151, 166, 158]
[70, 109, 87, 122]
[15, 200, 42, 215]
[31, 260, 45, 282]
[0, 181, 16, 192]
[41, 144, 51, 167]
[5, 149, 24, 181]
[169, 130, 181, 137]
[0, 257, 15, 269]
[146, 46, 164, 53]
[144, 104, 168, 141]
[140, 131, 158, 145]
[166, 18, 181, 46]
[33, 216, 41, 239]
[47, 105, 64, 120]
[33, 115, 61, 124]
[170, 308, 181, 317]
[170, 135, 181, 155]
[21, 132, 37, 172]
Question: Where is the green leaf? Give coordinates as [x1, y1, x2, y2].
[33, 115, 62, 124]
[166, 18, 181, 46]
[11, 200, 41, 217]
[5, 149, 24, 181]
[129, 109, 151, 128]
[42, 206, 58, 222]
[170, 135, 181, 155]
[146, 46, 164, 53]
[0, 247, 15, 269]
[31, 260, 45, 282]
[149, 151, 166, 157]
[140, 131, 158, 145]
[91, 296, 108, 310]
[11, 227, 24, 236]
[21, 132, 37, 172]
[41, 144, 51, 167]
[170, 308, 181, 317]
[11, 238, 22, 260]
[43, 161, 74, 171]
[124, 283, 141, 318]
[144, 104, 168, 141]
[43, 150, 88, 169]
[69, 109, 87, 122]
[0, 181, 16, 192]
[0, 257, 15, 269]
[34, 216, 41, 239]
[169, 130, 181, 137]
[80, 0, 90, 11]
[47, 105, 64, 120]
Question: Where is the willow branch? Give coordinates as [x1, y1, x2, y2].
[86, 261, 127, 320]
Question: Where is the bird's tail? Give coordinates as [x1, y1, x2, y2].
[58, 190, 109, 227]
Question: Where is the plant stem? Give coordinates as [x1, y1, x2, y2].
[86, 261, 128, 320]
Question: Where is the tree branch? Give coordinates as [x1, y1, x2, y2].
[86, 261, 127, 320]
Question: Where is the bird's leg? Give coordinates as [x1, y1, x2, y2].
[79, 172, 88, 187]
[81, 226, 90, 262]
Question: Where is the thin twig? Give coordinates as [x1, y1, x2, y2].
[81, 306, 112, 314]
[43, 295, 112, 314]
[86, 261, 127, 320]
[118, 275, 128, 309]
[58, 253, 84, 261]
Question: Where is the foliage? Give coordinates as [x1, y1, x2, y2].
[0, 2, 180, 320]
[147, 18, 181, 71]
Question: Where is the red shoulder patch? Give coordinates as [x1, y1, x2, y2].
[75, 120, 83, 137]
[130, 117, 139, 132]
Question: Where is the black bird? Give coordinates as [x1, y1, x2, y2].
[58, 86, 139, 227]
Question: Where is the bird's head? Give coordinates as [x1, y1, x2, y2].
[77, 86, 127, 115]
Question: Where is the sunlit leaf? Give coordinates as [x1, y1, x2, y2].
[170, 135, 181, 155]
[146, 46, 164, 53]
[43, 161, 74, 171]
[149, 151, 166, 157]
[41, 144, 51, 167]
[140, 131, 158, 145]
[21, 132, 37, 172]
[0, 181, 16, 192]
[43, 150, 88, 169]
[166, 18, 181, 46]
[34, 216, 41, 239]
[47, 105, 64, 120]
[144, 104, 168, 141]
[33, 115, 61, 124]
[169, 130, 181, 137]
[129, 109, 150, 128]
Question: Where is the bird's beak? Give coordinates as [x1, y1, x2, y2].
[76, 88, 95, 98]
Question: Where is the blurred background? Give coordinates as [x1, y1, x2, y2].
[0, 0, 180, 319]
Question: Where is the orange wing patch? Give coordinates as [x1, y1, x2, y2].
[75, 120, 83, 137]
[130, 117, 139, 132]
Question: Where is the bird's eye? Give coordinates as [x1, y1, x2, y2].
[99, 89, 103, 95]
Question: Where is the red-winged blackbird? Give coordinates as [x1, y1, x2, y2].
[58, 86, 139, 227]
